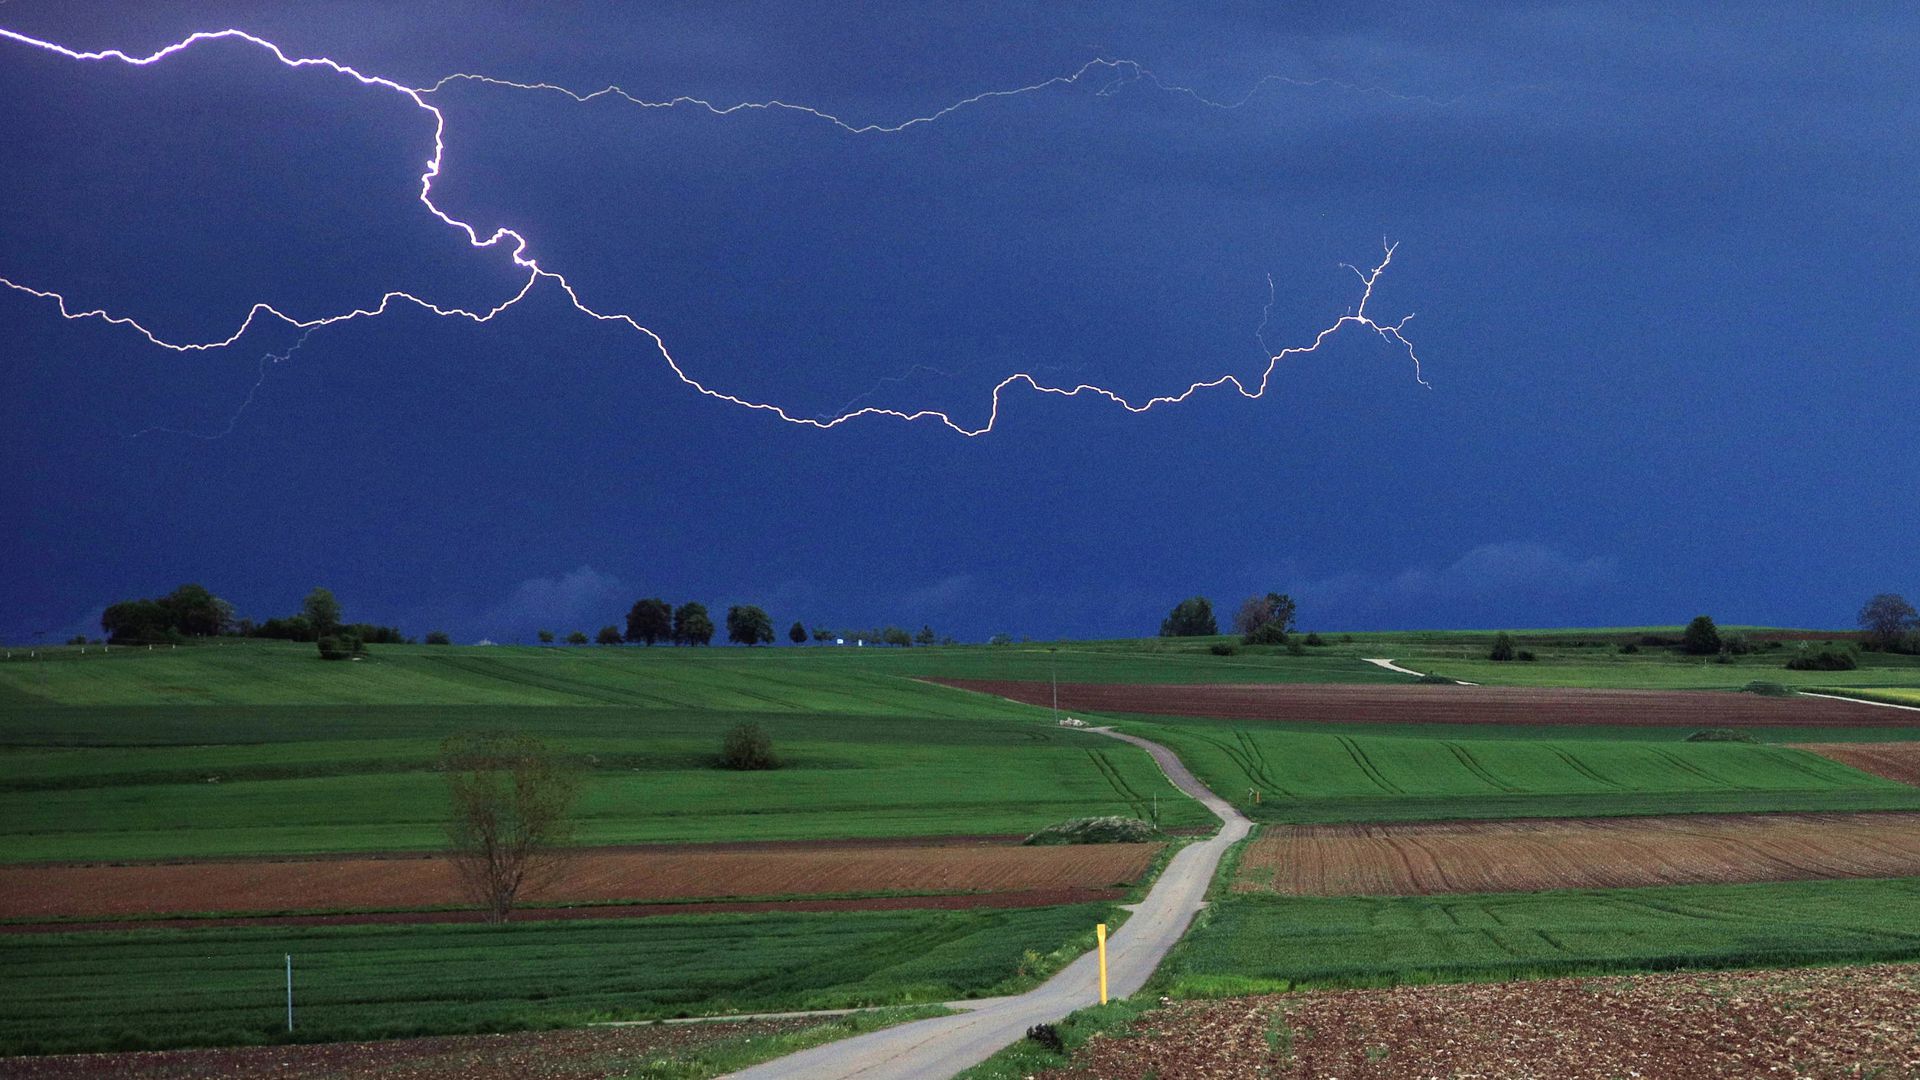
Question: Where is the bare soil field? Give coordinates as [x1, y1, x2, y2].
[1038, 964, 1920, 1079]
[1796, 742, 1920, 786]
[1237, 811, 1920, 895]
[0, 1014, 824, 1079]
[934, 679, 1901, 727]
[0, 842, 1158, 925]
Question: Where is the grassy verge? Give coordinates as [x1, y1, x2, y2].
[0, 903, 1115, 1056]
[616, 1007, 950, 1080]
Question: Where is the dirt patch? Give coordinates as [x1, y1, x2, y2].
[1237, 811, 1920, 896]
[2, 887, 1126, 934]
[0, 842, 1157, 924]
[1038, 963, 1920, 1079]
[933, 679, 1903, 727]
[1795, 742, 1920, 786]
[0, 1015, 820, 1079]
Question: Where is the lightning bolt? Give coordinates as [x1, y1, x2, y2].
[0, 26, 1431, 438]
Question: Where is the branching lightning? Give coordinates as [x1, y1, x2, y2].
[0, 26, 1431, 438]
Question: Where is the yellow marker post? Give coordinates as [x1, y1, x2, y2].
[1096, 923, 1108, 1004]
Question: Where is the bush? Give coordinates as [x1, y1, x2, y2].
[1243, 620, 1288, 646]
[1786, 649, 1857, 671]
[718, 722, 778, 770]
[1743, 681, 1792, 696]
[1686, 728, 1756, 742]
[1285, 639, 1307, 656]
[1515, 649, 1537, 662]
[425, 631, 452, 645]
[316, 634, 365, 661]
[1618, 642, 1641, 654]
[1488, 632, 1516, 662]
[1023, 816, 1159, 846]
[1304, 632, 1325, 646]
[1209, 642, 1238, 656]
[1415, 673, 1457, 685]
[1025, 1023, 1065, 1053]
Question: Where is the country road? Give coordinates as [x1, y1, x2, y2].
[724, 726, 1251, 1080]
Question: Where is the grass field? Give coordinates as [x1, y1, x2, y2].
[1161, 877, 1920, 996]
[0, 902, 1112, 1056]
[0, 705, 1209, 861]
[1810, 686, 1920, 707]
[1116, 715, 1920, 824]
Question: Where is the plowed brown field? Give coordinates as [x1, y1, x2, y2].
[1035, 964, 1920, 1080]
[0, 842, 1159, 923]
[1795, 741, 1920, 786]
[932, 679, 1901, 726]
[1236, 811, 1920, 895]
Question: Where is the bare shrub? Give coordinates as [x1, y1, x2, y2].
[441, 732, 579, 924]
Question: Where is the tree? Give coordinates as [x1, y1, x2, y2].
[441, 732, 579, 924]
[788, 621, 808, 645]
[1860, 594, 1919, 653]
[915, 625, 936, 645]
[725, 605, 775, 646]
[625, 598, 673, 646]
[566, 630, 589, 645]
[1488, 632, 1516, 661]
[425, 630, 452, 645]
[881, 625, 912, 647]
[1682, 615, 1722, 656]
[673, 603, 714, 646]
[100, 583, 235, 642]
[302, 588, 343, 638]
[595, 625, 623, 646]
[1160, 597, 1218, 637]
[1235, 593, 1298, 645]
[811, 626, 834, 643]
[537, 629, 555, 644]
[719, 722, 778, 770]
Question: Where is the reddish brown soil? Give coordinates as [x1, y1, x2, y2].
[933, 678, 1903, 726]
[0, 842, 1157, 927]
[1038, 964, 1920, 1079]
[1, 887, 1126, 934]
[1237, 811, 1920, 896]
[0, 1015, 824, 1079]
[1795, 742, 1920, 786]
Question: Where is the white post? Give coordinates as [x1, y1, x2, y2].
[285, 954, 294, 1032]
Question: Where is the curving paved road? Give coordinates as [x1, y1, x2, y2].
[725, 726, 1250, 1080]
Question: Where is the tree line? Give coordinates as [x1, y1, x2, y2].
[98, 584, 412, 657]
[532, 600, 945, 649]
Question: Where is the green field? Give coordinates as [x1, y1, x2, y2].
[1160, 877, 1920, 996]
[1809, 686, 1920, 707]
[0, 903, 1111, 1056]
[1113, 714, 1920, 824]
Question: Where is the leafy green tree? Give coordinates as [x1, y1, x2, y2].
[625, 598, 673, 646]
[881, 625, 912, 647]
[811, 626, 834, 642]
[1859, 593, 1919, 653]
[537, 629, 555, 644]
[425, 630, 452, 645]
[1682, 615, 1722, 656]
[565, 630, 589, 645]
[726, 605, 775, 646]
[1488, 632, 1517, 661]
[302, 588, 343, 638]
[1160, 597, 1218, 637]
[673, 603, 715, 646]
[788, 621, 807, 645]
[595, 625, 623, 645]
[914, 625, 936, 645]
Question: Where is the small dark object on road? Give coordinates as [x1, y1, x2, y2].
[1025, 1022, 1065, 1052]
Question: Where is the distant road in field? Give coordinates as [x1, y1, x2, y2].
[725, 727, 1251, 1080]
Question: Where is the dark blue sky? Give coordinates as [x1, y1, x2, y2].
[3, 3, 1914, 643]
